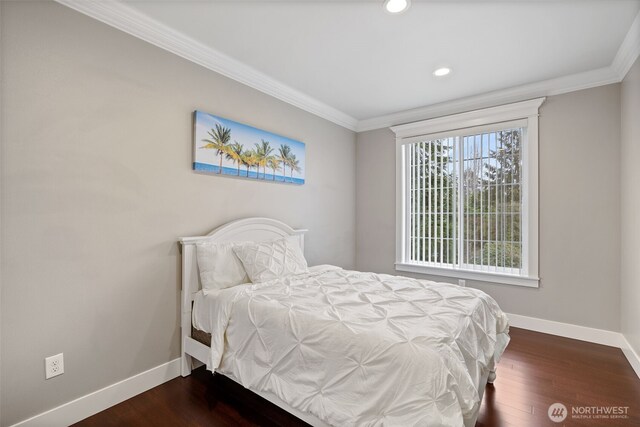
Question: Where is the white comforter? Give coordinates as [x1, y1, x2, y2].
[193, 265, 509, 427]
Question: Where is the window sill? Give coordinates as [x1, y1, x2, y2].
[394, 262, 540, 288]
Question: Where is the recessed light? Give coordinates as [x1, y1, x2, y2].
[384, 0, 410, 14]
[433, 67, 451, 77]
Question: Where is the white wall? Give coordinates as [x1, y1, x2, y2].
[356, 85, 622, 331]
[0, 2, 356, 425]
[621, 57, 640, 355]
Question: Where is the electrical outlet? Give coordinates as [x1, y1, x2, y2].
[458, 279, 466, 287]
[45, 353, 64, 379]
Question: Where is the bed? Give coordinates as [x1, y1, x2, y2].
[179, 217, 509, 427]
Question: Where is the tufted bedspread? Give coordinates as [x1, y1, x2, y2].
[193, 265, 509, 427]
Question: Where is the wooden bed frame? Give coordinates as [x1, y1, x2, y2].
[179, 217, 493, 427]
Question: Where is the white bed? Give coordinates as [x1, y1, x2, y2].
[179, 217, 509, 427]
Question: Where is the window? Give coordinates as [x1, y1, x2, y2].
[393, 99, 543, 287]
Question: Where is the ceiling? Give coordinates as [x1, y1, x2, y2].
[65, 0, 640, 129]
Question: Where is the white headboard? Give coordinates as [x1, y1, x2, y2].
[178, 217, 306, 376]
[179, 217, 307, 298]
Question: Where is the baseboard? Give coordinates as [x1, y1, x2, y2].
[506, 312, 640, 380]
[7, 318, 639, 426]
[621, 336, 640, 379]
[10, 358, 181, 427]
[506, 313, 624, 347]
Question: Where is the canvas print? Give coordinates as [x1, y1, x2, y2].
[193, 111, 305, 185]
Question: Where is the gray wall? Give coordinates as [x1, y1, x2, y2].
[621, 57, 640, 355]
[0, 2, 355, 425]
[0, 0, 634, 425]
[356, 85, 621, 331]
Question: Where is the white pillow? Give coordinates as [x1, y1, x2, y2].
[196, 241, 251, 293]
[233, 237, 308, 283]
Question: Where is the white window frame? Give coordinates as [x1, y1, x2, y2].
[392, 98, 544, 288]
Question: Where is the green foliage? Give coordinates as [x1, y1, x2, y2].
[409, 139, 456, 264]
[409, 130, 523, 269]
[485, 130, 521, 201]
[471, 242, 521, 268]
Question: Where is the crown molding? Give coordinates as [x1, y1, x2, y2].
[54, 1, 639, 134]
[358, 9, 640, 132]
[54, 0, 359, 131]
[390, 97, 545, 138]
[357, 66, 619, 132]
[612, 9, 640, 80]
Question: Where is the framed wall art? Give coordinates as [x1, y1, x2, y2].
[193, 110, 305, 184]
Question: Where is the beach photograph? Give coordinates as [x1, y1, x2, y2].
[193, 110, 305, 184]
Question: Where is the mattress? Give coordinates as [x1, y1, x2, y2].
[192, 265, 509, 427]
[191, 324, 212, 347]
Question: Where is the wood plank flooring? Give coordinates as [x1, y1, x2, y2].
[75, 328, 640, 426]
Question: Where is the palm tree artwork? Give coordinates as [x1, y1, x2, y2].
[254, 140, 274, 179]
[278, 144, 292, 182]
[241, 150, 258, 178]
[200, 123, 231, 174]
[288, 155, 301, 182]
[267, 157, 281, 181]
[193, 111, 305, 184]
[226, 141, 244, 175]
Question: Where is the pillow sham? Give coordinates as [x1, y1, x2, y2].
[196, 241, 251, 293]
[233, 236, 308, 283]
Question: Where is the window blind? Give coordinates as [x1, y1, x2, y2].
[407, 128, 523, 275]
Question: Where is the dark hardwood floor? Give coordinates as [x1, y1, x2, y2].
[75, 328, 640, 426]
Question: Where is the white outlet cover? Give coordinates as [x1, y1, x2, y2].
[45, 353, 64, 379]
